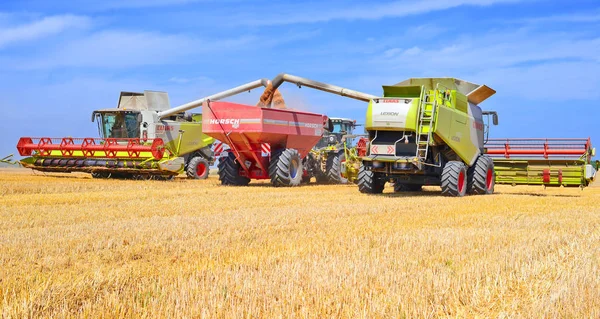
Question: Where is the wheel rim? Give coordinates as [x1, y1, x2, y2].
[340, 159, 347, 178]
[197, 162, 207, 177]
[290, 159, 299, 178]
[458, 170, 465, 193]
[486, 168, 493, 190]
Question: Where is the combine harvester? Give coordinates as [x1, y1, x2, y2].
[15, 80, 272, 179]
[260, 74, 597, 194]
[485, 138, 596, 187]
[251, 74, 498, 196]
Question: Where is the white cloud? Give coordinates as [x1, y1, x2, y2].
[0, 14, 91, 49]
[223, 0, 524, 26]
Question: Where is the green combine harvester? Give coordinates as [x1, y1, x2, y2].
[357, 78, 498, 196]
[15, 79, 274, 179]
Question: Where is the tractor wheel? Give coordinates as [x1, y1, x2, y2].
[217, 152, 250, 186]
[441, 161, 468, 197]
[357, 165, 385, 194]
[187, 157, 210, 179]
[467, 155, 495, 195]
[315, 172, 328, 184]
[393, 183, 422, 192]
[269, 148, 303, 187]
[326, 152, 348, 184]
[302, 175, 312, 184]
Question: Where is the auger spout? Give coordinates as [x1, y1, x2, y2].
[157, 78, 270, 119]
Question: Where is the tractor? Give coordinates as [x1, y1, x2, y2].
[311, 118, 367, 184]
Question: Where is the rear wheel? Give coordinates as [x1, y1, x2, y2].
[393, 183, 422, 192]
[357, 165, 385, 194]
[187, 157, 210, 179]
[218, 152, 250, 186]
[326, 152, 348, 184]
[467, 155, 495, 195]
[269, 148, 303, 187]
[441, 161, 467, 197]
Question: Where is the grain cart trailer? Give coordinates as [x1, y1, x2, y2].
[202, 101, 328, 187]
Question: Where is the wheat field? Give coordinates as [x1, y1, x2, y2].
[1, 168, 599, 318]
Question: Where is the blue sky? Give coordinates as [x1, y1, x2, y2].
[1, 0, 599, 158]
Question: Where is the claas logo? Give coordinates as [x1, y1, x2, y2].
[473, 121, 484, 131]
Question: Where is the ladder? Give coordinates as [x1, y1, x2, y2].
[415, 85, 438, 161]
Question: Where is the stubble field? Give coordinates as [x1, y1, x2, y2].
[1, 168, 599, 318]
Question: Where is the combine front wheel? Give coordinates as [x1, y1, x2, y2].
[441, 161, 467, 197]
[269, 148, 303, 187]
[357, 165, 385, 194]
[217, 152, 250, 186]
[467, 155, 495, 195]
[326, 152, 348, 184]
[187, 157, 210, 179]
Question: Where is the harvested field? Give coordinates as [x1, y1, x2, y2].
[1, 168, 599, 318]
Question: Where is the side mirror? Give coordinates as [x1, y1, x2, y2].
[492, 113, 499, 126]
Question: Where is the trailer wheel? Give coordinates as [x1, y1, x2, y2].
[357, 165, 385, 194]
[187, 157, 210, 179]
[467, 155, 495, 195]
[326, 151, 348, 184]
[393, 183, 422, 192]
[269, 148, 303, 187]
[441, 161, 467, 197]
[217, 152, 250, 186]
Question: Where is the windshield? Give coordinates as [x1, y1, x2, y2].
[331, 121, 353, 133]
[99, 112, 140, 138]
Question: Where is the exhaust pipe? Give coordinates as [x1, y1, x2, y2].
[157, 78, 270, 119]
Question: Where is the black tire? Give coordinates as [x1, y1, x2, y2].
[91, 172, 110, 179]
[132, 174, 152, 180]
[467, 155, 495, 195]
[315, 172, 328, 184]
[326, 152, 348, 184]
[302, 175, 312, 184]
[441, 161, 467, 197]
[268, 148, 303, 187]
[393, 183, 422, 192]
[217, 152, 250, 186]
[152, 175, 175, 181]
[357, 164, 385, 194]
[187, 157, 210, 179]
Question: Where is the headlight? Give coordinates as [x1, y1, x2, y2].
[372, 161, 385, 168]
[393, 162, 409, 170]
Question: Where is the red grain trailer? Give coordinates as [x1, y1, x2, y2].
[202, 101, 328, 186]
